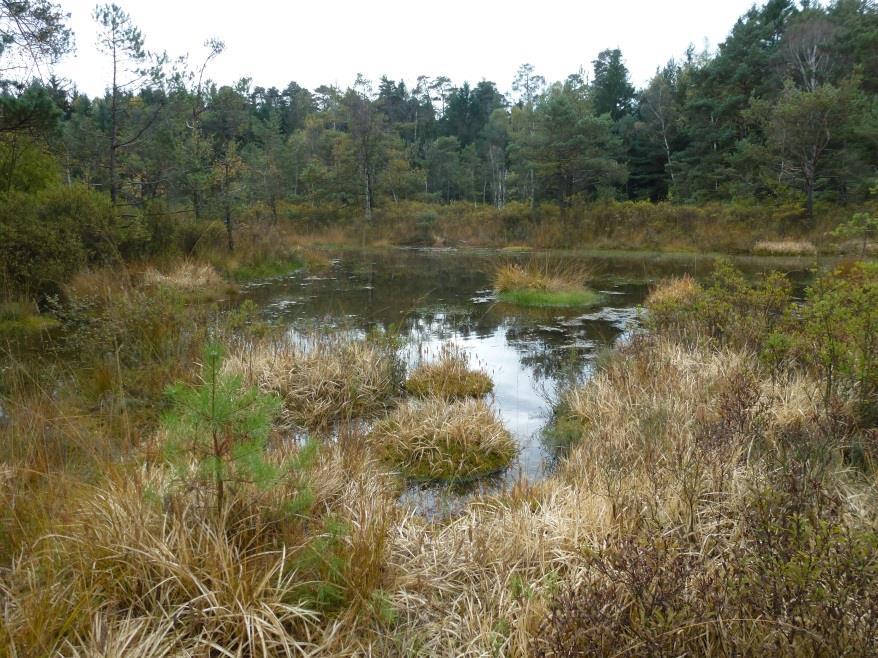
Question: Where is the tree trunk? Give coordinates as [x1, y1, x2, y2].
[663, 131, 675, 186]
[109, 41, 118, 205]
[224, 163, 234, 251]
[363, 167, 372, 223]
[806, 183, 814, 220]
[225, 201, 234, 251]
[109, 114, 117, 203]
[529, 168, 535, 209]
[803, 144, 821, 221]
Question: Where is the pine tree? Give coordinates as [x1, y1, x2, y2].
[162, 343, 281, 516]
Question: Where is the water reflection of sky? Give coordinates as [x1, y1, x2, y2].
[243, 248, 819, 516]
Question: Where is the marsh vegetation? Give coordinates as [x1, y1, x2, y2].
[370, 397, 515, 481]
[1, 0, 878, 653]
[3, 247, 877, 656]
[494, 261, 604, 308]
[405, 343, 494, 399]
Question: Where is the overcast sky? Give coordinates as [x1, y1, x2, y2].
[55, 0, 759, 98]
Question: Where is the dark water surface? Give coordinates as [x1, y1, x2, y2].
[242, 248, 821, 514]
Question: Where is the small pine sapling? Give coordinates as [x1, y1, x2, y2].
[162, 342, 282, 516]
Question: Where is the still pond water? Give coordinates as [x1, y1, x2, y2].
[242, 248, 819, 515]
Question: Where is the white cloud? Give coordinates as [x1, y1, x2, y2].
[56, 0, 756, 97]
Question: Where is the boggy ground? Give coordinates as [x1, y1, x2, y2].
[1, 255, 877, 656]
[289, 198, 878, 256]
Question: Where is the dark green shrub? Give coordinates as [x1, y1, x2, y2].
[799, 261, 878, 417]
[696, 259, 792, 347]
[0, 190, 86, 294]
[0, 185, 147, 295]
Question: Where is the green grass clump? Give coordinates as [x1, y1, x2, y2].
[405, 344, 494, 398]
[0, 300, 58, 338]
[498, 288, 603, 308]
[494, 261, 603, 308]
[369, 397, 515, 481]
[229, 256, 302, 282]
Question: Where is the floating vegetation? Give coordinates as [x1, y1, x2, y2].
[494, 262, 603, 308]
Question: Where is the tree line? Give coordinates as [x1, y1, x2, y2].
[2, 0, 877, 238]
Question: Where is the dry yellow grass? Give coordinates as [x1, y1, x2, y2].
[494, 261, 591, 293]
[369, 397, 515, 480]
[645, 273, 702, 308]
[559, 338, 861, 534]
[405, 344, 493, 399]
[2, 335, 873, 656]
[752, 239, 818, 256]
[225, 336, 401, 429]
[373, 338, 861, 655]
[64, 267, 133, 303]
[64, 261, 231, 307]
[142, 260, 226, 292]
[288, 225, 354, 248]
[1, 442, 397, 656]
[1, 467, 318, 655]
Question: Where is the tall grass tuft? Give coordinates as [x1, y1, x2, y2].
[494, 261, 602, 308]
[2, 466, 322, 655]
[369, 397, 515, 480]
[225, 335, 402, 429]
[493, 261, 591, 294]
[1, 437, 398, 655]
[142, 260, 230, 299]
[405, 343, 493, 399]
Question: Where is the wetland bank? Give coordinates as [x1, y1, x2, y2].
[239, 248, 819, 511]
[6, 245, 878, 656]
[3, 0, 878, 653]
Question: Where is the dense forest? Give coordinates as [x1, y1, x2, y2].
[1, 0, 877, 295]
[26, 0, 878, 210]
